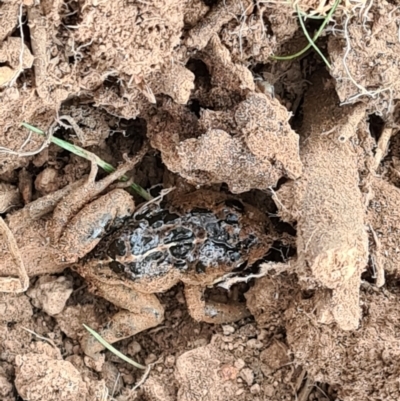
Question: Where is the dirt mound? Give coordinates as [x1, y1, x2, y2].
[1, 1, 400, 400]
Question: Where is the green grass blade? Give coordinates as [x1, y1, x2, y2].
[296, 5, 331, 68]
[83, 324, 146, 370]
[21, 122, 152, 201]
[270, 0, 340, 62]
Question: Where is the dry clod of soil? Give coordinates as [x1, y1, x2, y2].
[55, 304, 101, 341]
[140, 376, 176, 401]
[149, 93, 302, 193]
[27, 275, 73, 316]
[0, 37, 34, 86]
[200, 35, 255, 92]
[183, 0, 209, 27]
[0, 1, 20, 42]
[220, 0, 298, 63]
[259, 340, 290, 376]
[150, 63, 195, 105]
[186, 0, 254, 51]
[15, 343, 104, 401]
[328, 1, 400, 119]
[74, 0, 194, 115]
[0, 89, 56, 174]
[34, 167, 60, 195]
[176, 344, 240, 401]
[245, 274, 298, 329]
[0, 373, 12, 400]
[0, 293, 33, 323]
[75, 0, 185, 79]
[0, 182, 20, 213]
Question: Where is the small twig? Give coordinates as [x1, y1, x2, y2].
[83, 324, 147, 370]
[21, 326, 57, 348]
[130, 364, 152, 392]
[18, 130, 32, 152]
[21, 122, 152, 201]
[368, 223, 385, 288]
[297, 377, 314, 401]
[110, 372, 121, 398]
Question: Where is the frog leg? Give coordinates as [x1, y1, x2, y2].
[184, 284, 250, 324]
[57, 188, 135, 263]
[80, 279, 164, 358]
[51, 147, 147, 243]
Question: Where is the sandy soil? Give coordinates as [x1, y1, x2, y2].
[1, 1, 400, 400]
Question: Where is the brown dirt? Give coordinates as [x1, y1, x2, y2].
[1, 1, 400, 400]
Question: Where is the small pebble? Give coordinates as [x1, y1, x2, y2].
[121, 373, 134, 385]
[176, 293, 185, 304]
[170, 309, 182, 319]
[240, 367, 254, 386]
[222, 325, 235, 335]
[234, 358, 245, 370]
[250, 383, 261, 394]
[127, 341, 141, 356]
[164, 355, 175, 367]
[246, 339, 263, 349]
[145, 353, 157, 365]
[193, 338, 207, 347]
[257, 329, 268, 341]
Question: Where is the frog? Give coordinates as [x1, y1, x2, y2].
[0, 149, 272, 357]
[78, 188, 272, 357]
